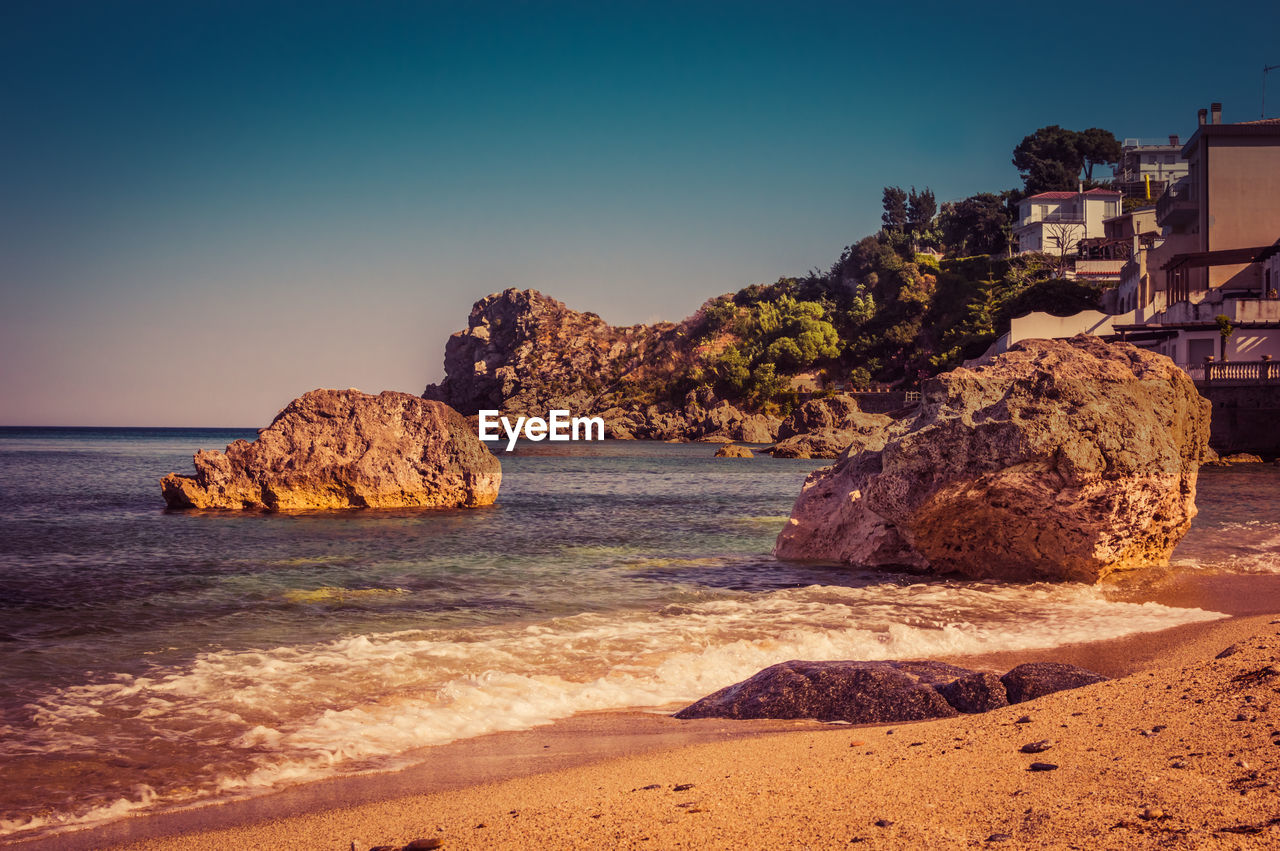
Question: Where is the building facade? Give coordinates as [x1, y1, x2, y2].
[1112, 136, 1188, 200]
[1013, 188, 1122, 254]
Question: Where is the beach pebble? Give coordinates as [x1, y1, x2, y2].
[1140, 808, 1164, 821]
[404, 841, 445, 851]
[673, 783, 695, 791]
[874, 819, 894, 827]
[1015, 715, 1032, 724]
[1028, 763, 1058, 772]
[985, 834, 1012, 842]
[1020, 740, 1053, 754]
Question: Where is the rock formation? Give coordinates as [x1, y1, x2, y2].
[774, 336, 1211, 582]
[767, 395, 893, 459]
[673, 658, 1106, 723]
[422, 289, 781, 442]
[714, 444, 754, 458]
[1000, 662, 1109, 704]
[161, 390, 501, 511]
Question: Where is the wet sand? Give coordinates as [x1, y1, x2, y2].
[21, 571, 1280, 851]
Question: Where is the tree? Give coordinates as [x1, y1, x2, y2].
[881, 186, 907, 231]
[939, 193, 1011, 256]
[1216, 314, 1235, 361]
[1077, 128, 1121, 181]
[1013, 126, 1084, 194]
[1012, 125, 1120, 194]
[1043, 222, 1083, 274]
[906, 187, 937, 246]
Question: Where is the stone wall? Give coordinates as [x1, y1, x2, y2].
[1202, 384, 1280, 456]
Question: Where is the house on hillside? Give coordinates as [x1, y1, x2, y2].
[1112, 136, 1188, 200]
[1013, 188, 1123, 255]
[982, 104, 1280, 369]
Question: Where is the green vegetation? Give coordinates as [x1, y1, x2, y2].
[616, 121, 1120, 410]
[1012, 125, 1121, 194]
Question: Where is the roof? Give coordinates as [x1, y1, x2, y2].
[1182, 118, 1280, 156]
[1160, 243, 1280, 271]
[1023, 188, 1123, 201]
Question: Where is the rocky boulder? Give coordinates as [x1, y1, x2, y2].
[767, 395, 893, 459]
[673, 660, 971, 723]
[1000, 662, 1108, 703]
[774, 336, 1211, 582]
[161, 390, 501, 511]
[714, 444, 754, 458]
[673, 658, 1107, 723]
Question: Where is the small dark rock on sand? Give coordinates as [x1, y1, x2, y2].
[1020, 740, 1053, 754]
[1028, 762, 1059, 771]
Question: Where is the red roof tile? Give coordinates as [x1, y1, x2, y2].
[1024, 188, 1122, 200]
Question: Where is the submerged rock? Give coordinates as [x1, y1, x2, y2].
[714, 444, 754, 458]
[161, 389, 500, 511]
[775, 336, 1210, 582]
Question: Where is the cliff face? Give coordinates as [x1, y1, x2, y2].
[423, 288, 679, 416]
[423, 288, 782, 442]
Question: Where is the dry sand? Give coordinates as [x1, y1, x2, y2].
[47, 610, 1275, 851]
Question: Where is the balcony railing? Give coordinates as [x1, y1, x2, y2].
[1189, 360, 1280, 383]
[1156, 178, 1196, 227]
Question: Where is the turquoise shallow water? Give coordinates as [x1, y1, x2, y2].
[0, 428, 1271, 839]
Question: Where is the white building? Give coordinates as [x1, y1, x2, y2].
[1013, 188, 1123, 254]
[1112, 136, 1188, 200]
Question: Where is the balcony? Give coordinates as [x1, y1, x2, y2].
[1155, 297, 1280, 324]
[1156, 178, 1197, 228]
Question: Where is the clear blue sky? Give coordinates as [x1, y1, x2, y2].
[2, 0, 1275, 425]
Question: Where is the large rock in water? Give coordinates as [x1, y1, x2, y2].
[768, 395, 893, 459]
[774, 336, 1211, 582]
[160, 390, 501, 511]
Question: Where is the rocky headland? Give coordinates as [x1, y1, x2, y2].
[775, 336, 1212, 582]
[422, 288, 785, 442]
[161, 389, 501, 511]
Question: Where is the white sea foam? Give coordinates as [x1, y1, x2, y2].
[1, 581, 1225, 838]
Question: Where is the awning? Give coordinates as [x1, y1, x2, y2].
[1162, 242, 1280, 271]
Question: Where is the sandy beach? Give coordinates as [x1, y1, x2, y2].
[22, 587, 1272, 851]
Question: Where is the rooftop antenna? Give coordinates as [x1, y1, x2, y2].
[1265, 63, 1280, 118]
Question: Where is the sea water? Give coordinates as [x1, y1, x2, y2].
[0, 427, 1273, 839]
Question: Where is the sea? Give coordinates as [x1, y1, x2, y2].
[0, 427, 1277, 842]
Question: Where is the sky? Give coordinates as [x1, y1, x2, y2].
[2, 0, 1276, 426]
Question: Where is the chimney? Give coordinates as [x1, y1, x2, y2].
[1198, 108, 1207, 126]
[1169, 134, 1179, 146]
[1211, 103, 1222, 124]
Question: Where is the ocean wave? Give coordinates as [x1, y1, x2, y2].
[0, 580, 1224, 839]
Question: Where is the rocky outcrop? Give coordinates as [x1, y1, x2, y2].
[714, 444, 754, 458]
[161, 390, 500, 511]
[775, 336, 1211, 582]
[1000, 662, 1108, 703]
[673, 658, 1106, 723]
[1221, 452, 1264, 464]
[422, 289, 781, 442]
[767, 395, 893, 459]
